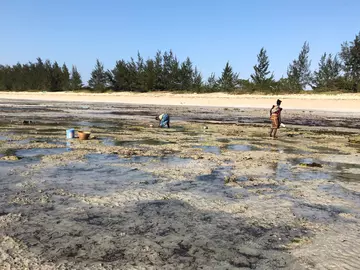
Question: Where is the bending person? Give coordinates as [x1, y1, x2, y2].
[156, 113, 170, 128]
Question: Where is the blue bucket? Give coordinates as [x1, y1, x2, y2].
[66, 129, 75, 139]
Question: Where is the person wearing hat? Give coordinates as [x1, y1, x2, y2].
[269, 99, 283, 138]
[155, 113, 170, 128]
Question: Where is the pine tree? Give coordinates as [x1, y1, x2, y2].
[218, 62, 239, 90]
[88, 59, 107, 91]
[136, 52, 146, 90]
[251, 47, 274, 86]
[49, 61, 63, 91]
[144, 59, 155, 91]
[192, 67, 203, 90]
[70, 65, 83, 90]
[0, 65, 5, 90]
[179, 57, 193, 90]
[44, 59, 53, 90]
[313, 53, 341, 89]
[62, 63, 70, 91]
[108, 60, 128, 91]
[154, 51, 164, 90]
[340, 32, 360, 92]
[35, 58, 48, 90]
[206, 73, 218, 91]
[287, 42, 312, 90]
[126, 57, 139, 91]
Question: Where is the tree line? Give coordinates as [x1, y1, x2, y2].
[0, 32, 359, 93]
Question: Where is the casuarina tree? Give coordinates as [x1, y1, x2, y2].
[218, 62, 239, 90]
[88, 59, 108, 91]
[287, 42, 312, 91]
[70, 65, 83, 90]
[251, 47, 274, 86]
[340, 32, 360, 92]
[313, 53, 341, 89]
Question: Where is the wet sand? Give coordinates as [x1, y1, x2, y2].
[0, 99, 360, 269]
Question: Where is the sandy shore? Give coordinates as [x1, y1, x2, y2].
[1, 91, 360, 112]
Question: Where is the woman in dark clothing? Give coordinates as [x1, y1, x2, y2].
[269, 99, 282, 138]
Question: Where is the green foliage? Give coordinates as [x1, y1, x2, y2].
[251, 47, 274, 87]
[340, 32, 360, 92]
[287, 42, 312, 91]
[2, 32, 360, 94]
[61, 63, 70, 91]
[313, 53, 341, 90]
[88, 59, 108, 91]
[218, 62, 239, 91]
[70, 65, 83, 90]
[205, 73, 218, 92]
[0, 58, 81, 91]
[179, 57, 194, 90]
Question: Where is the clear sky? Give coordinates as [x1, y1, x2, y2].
[1, 0, 359, 84]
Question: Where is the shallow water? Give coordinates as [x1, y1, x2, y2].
[36, 161, 156, 195]
[104, 138, 175, 147]
[227, 144, 260, 151]
[193, 145, 222, 155]
[15, 148, 69, 158]
[87, 153, 192, 166]
[274, 158, 360, 182]
[309, 145, 342, 154]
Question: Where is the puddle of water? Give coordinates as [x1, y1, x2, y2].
[0, 135, 7, 141]
[87, 153, 191, 166]
[15, 148, 68, 158]
[197, 166, 233, 182]
[275, 158, 360, 182]
[121, 156, 192, 166]
[39, 162, 156, 195]
[104, 139, 175, 147]
[30, 138, 65, 146]
[309, 145, 342, 154]
[8, 139, 31, 145]
[86, 153, 120, 163]
[275, 147, 310, 155]
[274, 162, 331, 181]
[193, 145, 221, 155]
[227, 144, 260, 151]
[216, 138, 231, 143]
[255, 141, 310, 155]
[332, 162, 360, 182]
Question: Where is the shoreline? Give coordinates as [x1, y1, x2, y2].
[1, 91, 360, 113]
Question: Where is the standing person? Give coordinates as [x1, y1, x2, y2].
[269, 99, 283, 138]
[156, 113, 170, 128]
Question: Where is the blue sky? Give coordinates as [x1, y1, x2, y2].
[1, 0, 359, 84]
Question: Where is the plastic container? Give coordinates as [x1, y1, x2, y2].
[78, 131, 91, 140]
[66, 129, 75, 139]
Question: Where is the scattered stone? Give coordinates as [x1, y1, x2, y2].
[0, 155, 20, 161]
[299, 162, 322, 168]
[22, 120, 34, 125]
[224, 175, 237, 184]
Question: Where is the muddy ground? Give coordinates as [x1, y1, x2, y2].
[0, 100, 360, 270]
